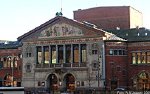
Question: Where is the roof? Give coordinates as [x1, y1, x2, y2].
[0, 41, 21, 49]
[107, 27, 150, 42]
[17, 16, 107, 41]
[17, 16, 125, 42]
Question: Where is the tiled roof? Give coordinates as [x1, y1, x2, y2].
[107, 27, 150, 41]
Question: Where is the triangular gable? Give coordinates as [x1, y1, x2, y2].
[18, 16, 106, 41]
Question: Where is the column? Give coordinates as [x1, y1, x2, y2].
[41, 46, 44, 67]
[63, 44, 66, 64]
[71, 44, 73, 67]
[56, 45, 58, 64]
[79, 44, 81, 66]
[49, 45, 51, 67]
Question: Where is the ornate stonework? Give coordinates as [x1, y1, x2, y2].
[40, 23, 83, 38]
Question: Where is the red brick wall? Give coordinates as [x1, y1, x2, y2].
[74, 6, 130, 30]
[105, 41, 128, 89]
[127, 42, 150, 88]
[0, 48, 22, 86]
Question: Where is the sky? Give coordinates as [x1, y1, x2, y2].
[0, 0, 149, 41]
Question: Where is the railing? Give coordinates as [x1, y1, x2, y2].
[35, 63, 87, 68]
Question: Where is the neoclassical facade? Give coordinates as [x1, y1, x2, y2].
[18, 16, 120, 93]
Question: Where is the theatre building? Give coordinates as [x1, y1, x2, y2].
[18, 16, 122, 93]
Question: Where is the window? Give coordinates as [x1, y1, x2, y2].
[58, 45, 63, 63]
[37, 46, 42, 64]
[44, 46, 50, 64]
[73, 44, 79, 63]
[81, 44, 86, 63]
[26, 53, 31, 57]
[51, 46, 56, 64]
[109, 49, 113, 55]
[13, 57, 18, 68]
[132, 53, 136, 64]
[81, 81, 84, 86]
[92, 50, 98, 54]
[109, 49, 126, 56]
[141, 52, 146, 63]
[147, 52, 150, 63]
[132, 51, 150, 64]
[66, 45, 71, 63]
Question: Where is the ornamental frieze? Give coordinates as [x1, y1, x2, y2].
[40, 23, 83, 38]
[24, 37, 103, 45]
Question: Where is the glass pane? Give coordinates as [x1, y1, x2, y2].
[109, 49, 113, 55]
[137, 52, 141, 64]
[147, 52, 150, 63]
[3, 58, 7, 68]
[132, 53, 136, 64]
[51, 46, 56, 64]
[44, 46, 49, 64]
[58, 45, 63, 63]
[114, 50, 118, 55]
[37, 46, 42, 64]
[73, 44, 79, 63]
[8, 57, 11, 68]
[81, 44, 86, 63]
[66, 45, 71, 63]
[141, 52, 146, 63]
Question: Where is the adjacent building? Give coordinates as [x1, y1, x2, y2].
[74, 6, 143, 30]
[105, 28, 150, 90]
[0, 41, 22, 87]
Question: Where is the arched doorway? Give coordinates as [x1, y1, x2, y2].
[47, 74, 58, 93]
[133, 71, 150, 90]
[3, 74, 13, 87]
[64, 73, 75, 92]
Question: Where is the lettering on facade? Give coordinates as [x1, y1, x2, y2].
[40, 23, 83, 38]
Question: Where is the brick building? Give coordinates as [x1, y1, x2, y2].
[74, 6, 143, 30]
[105, 28, 150, 91]
[0, 41, 22, 87]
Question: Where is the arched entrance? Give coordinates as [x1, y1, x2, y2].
[47, 74, 58, 93]
[3, 74, 13, 87]
[133, 71, 150, 90]
[63, 73, 75, 92]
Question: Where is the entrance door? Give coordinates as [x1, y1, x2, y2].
[64, 73, 75, 92]
[47, 74, 58, 92]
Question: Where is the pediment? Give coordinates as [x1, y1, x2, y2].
[18, 16, 106, 41]
[39, 23, 83, 38]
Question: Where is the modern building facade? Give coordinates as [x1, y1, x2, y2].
[74, 6, 143, 30]
[17, 16, 122, 93]
[0, 41, 22, 87]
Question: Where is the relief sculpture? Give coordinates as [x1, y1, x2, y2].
[40, 23, 83, 38]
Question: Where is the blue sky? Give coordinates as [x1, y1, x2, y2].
[0, 0, 149, 40]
